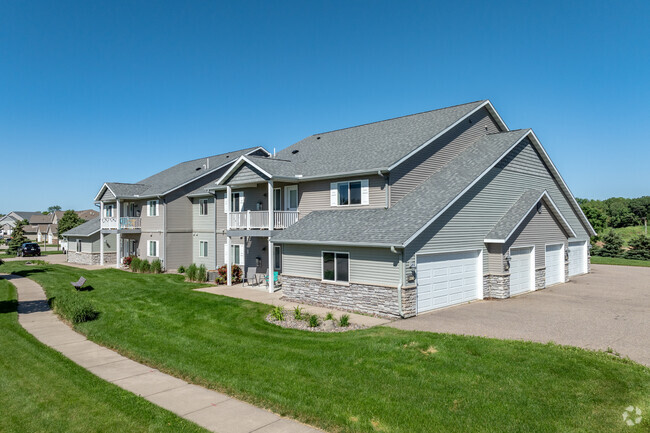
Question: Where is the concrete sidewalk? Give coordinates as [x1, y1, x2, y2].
[196, 284, 391, 327]
[2, 273, 323, 433]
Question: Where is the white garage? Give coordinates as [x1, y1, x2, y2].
[568, 240, 588, 276]
[509, 246, 534, 296]
[545, 244, 565, 286]
[416, 250, 481, 313]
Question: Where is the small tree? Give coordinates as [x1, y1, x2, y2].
[625, 234, 650, 260]
[48, 205, 62, 213]
[600, 230, 623, 257]
[57, 210, 85, 237]
[8, 220, 28, 254]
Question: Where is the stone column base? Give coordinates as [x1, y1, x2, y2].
[483, 274, 510, 299]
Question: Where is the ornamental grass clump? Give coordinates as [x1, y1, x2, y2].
[151, 259, 163, 274]
[140, 259, 151, 273]
[294, 305, 304, 320]
[53, 292, 98, 324]
[186, 263, 198, 282]
[177, 265, 186, 274]
[271, 305, 285, 321]
[339, 314, 350, 327]
[197, 264, 207, 283]
[308, 314, 320, 328]
[129, 257, 141, 272]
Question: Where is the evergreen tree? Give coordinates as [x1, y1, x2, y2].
[625, 234, 650, 260]
[600, 230, 623, 258]
[8, 220, 28, 254]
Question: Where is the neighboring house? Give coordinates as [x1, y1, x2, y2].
[88, 147, 270, 268]
[210, 100, 595, 317]
[0, 211, 42, 236]
[61, 218, 116, 264]
[30, 209, 99, 245]
[22, 224, 40, 241]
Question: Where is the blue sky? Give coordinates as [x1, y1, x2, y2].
[1, 0, 648, 213]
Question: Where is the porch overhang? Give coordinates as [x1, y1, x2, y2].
[226, 229, 278, 237]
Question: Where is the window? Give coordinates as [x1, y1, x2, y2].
[76, 240, 81, 252]
[274, 245, 282, 271]
[148, 240, 158, 257]
[199, 241, 208, 257]
[273, 188, 281, 211]
[147, 200, 159, 217]
[322, 252, 349, 282]
[331, 180, 368, 206]
[199, 199, 209, 216]
[285, 185, 298, 210]
[232, 245, 241, 265]
[231, 192, 242, 212]
[105, 205, 114, 217]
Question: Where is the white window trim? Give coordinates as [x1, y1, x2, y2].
[228, 192, 244, 213]
[105, 205, 114, 217]
[224, 243, 245, 266]
[76, 239, 82, 253]
[273, 245, 282, 271]
[330, 180, 369, 207]
[147, 200, 159, 217]
[199, 198, 209, 216]
[321, 250, 350, 284]
[284, 185, 298, 211]
[199, 240, 209, 257]
[273, 188, 281, 211]
[148, 240, 159, 257]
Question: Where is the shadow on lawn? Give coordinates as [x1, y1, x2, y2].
[0, 299, 18, 314]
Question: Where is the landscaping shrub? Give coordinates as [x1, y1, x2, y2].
[294, 306, 304, 320]
[186, 263, 198, 282]
[308, 314, 320, 328]
[177, 265, 186, 274]
[271, 305, 285, 321]
[325, 312, 334, 321]
[339, 314, 350, 327]
[600, 230, 624, 257]
[197, 264, 207, 282]
[217, 264, 243, 284]
[141, 259, 151, 273]
[53, 292, 98, 324]
[130, 257, 141, 272]
[624, 234, 650, 260]
[122, 256, 133, 267]
[151, 259, 163, 274]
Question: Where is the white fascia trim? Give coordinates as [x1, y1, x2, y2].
[387, 100, 509, 172]
[404, 129, 532, 247]
[483, 190, 577, 244]
[526, 131, 597, 237]
[271, 239, 400, 248]
[94, 183, 117, 202]
[216, 155, 273, 186]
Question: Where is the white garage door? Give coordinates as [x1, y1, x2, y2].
[416, 250, 480, 313]
[568, 241, 587, 276]
[510, 247, 534, 296]
[545, 244, 564, 286]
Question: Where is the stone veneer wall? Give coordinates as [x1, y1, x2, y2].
[535, 268, 545, 290]
[281, 275, 412, 318]
[587, 251, 591, 273]
[67, 252, 116, 266]
[483, 274, 510, 299]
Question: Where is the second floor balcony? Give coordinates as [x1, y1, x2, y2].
[229, 210, 299, 230]
[101, 217, 141, 231]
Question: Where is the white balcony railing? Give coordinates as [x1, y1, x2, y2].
[229, 211, 299, 230]
[101, 217, 141, 230]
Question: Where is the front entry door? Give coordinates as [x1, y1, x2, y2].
[284, 185, 298, 211]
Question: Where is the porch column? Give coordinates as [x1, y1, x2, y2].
[116, 199, 121, 268]
[268, 238, 274, 293]
[100, 232, 104, 265]
[226, 235, 232, 286]
[267, 180, 273, 230]
[226, 185, 232, 230]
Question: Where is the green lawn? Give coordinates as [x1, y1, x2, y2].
[591, 256, 650, 267]
[2, 262, 649, 433]
[0, 278, 206, 433]
[0, 250, 64, 259]
[611, 225, 647, 246]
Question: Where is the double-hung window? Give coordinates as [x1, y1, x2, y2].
[76, 240, 82, 252]
[331, 180, 368, 206]
[231, 192, 242, 212]
[148, 240, 158, 257]
[199, 199, 209, 216]
[105, 205, 114, 217]
[147, 200, 159, 217]
[199, 241, 208, 257]
[322, 252, 349, 283]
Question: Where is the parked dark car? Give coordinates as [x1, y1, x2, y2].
[18, 242, 41, 257]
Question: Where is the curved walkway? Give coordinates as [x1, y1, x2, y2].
[3, 273, 322, 433]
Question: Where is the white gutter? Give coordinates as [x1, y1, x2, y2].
[271, 239, 401, 248]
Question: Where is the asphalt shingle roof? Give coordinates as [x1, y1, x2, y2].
[61, 217, 100, 237]
[484, 189, 544, 241]
[272, 129, 530, 246]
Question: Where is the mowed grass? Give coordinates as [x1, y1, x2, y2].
[611, 225, 647, 246]
[0, 278, 207, 433]
[591, 256, 650, 267]
[2, 263, 649, 433]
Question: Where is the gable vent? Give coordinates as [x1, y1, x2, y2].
[292, 150, 299, 154]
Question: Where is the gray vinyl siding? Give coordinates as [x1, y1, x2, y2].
[486, 243, 504, 274]
[99, 188, 115, 201]
[228, 164, 268, 185]
[140, 199, 164, 232]
[506, 201, 569, 268]
[192, 197, 215, 233]
[282, 244, 400, 286]
[192, 233, 215, 268]
[163, 232, 189, 270]
[298, 175, 387, 218]
[216, 232, 227, 265]
[406, 139, 591, 275]
[92, 233, 116, 253]
[390, 108, 502, 206]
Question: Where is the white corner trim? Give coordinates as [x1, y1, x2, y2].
[404, 129, 531, 247]
[387, 100, 509, 171]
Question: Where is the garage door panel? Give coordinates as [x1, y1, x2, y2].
[568, 241, 587, 276]
[417, 250, 480, 313]
[510, 247, 533, 296]
[545, 244, 564, 286]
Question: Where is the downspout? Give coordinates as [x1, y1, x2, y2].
[160, 195, 166, 271]
[212, 191, 218, 270]
[391, 245, 404, 318]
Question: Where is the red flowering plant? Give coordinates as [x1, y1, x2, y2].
[122, 256, 133, 266]
[217, 264, 243, 284]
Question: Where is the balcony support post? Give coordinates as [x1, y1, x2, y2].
[115, 199, 121, 268]
[100, 202, 104, 265]
[226, 186, 232, 230]
[226, 235, 232, 286]
[246, 210, 251, 230]
[267, 180, 273, 230]
[268, 237, 274, 293]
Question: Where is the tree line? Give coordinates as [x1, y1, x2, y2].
[576, 196, 649, 234]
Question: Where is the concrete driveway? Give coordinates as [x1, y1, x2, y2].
[388, 264, 650, 366]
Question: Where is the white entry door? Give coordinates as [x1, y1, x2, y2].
[568, 241, 587, 276]
[509, 247, 534, 296]
[545, 244, 564, 287]
[416, 250, 481, 313]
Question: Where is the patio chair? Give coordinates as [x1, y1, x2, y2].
[244, 267, 259, 286]
[265, 270, 281, 288]
[71, 276, 86, 290]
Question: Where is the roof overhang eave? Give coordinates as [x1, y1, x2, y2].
[271, 239, 403, 249]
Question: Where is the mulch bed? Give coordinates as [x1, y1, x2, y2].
[265, 313, 368, 333]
